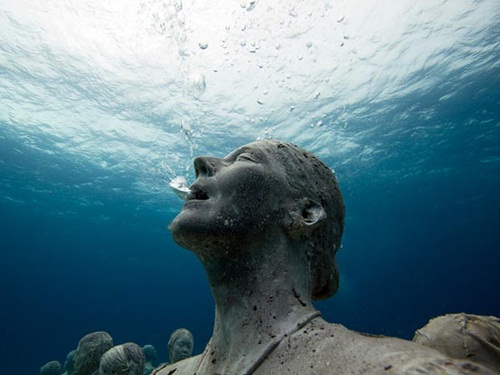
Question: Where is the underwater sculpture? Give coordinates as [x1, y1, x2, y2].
[73, 331, 113, 375]
[62, 350, 76, 375]
[168, 328, 195, 364]
[155, 139, 496, 375]
[413, 313, 500, 373]
[142, 344, 158, 375]
[40, 360, 62, 375]
[99, 342, 145, 375]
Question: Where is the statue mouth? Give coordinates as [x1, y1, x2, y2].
[187, 187, 209, 201]
[169, 177, 209, 202]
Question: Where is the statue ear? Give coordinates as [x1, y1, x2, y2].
[285, 198, 326, 240]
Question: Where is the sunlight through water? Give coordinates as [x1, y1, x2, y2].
[1, 0, 499, 214]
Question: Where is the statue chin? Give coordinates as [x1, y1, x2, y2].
[168, 219, 197, 250]
[168, 209, 206, 243]
[169, 216, 218, 255]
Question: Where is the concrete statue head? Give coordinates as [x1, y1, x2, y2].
[142, 344, 157, 363]
[99, 342, 145, 375]
[142, 344, 157, 375]
[413, 313, 500, 373]
[40, 360, 62, 375]
[169, 139, 344, 300]
[62, 350, 76, 375]
[73, 331, 113, 375]
[168, 328, 194, 363]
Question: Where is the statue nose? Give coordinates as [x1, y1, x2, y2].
[193, 156, 219, 177]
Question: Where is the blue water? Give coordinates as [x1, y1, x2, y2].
[1, 1, 500, 374]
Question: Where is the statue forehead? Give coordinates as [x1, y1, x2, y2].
[175, 336, 193, 344]
[169, 329, 194, 346]
[224, 140, 283, 160]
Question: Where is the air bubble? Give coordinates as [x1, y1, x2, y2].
[240, 1, 255, 11]
[173, 0, 183, 12]
[188, 71, 206, 97]
[199, 42, 208, 50]
[169, 177, 191, 200]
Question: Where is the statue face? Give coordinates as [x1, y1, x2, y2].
[169, 141, 289, 254]
[170, 336, 194, 363]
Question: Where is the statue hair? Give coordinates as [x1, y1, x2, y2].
[259, 140, 345, 299]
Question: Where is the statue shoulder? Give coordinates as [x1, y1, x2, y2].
[256, 318, 497, 375]
[151, 355, 200, 375]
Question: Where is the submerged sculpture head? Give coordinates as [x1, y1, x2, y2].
[142, 344, 157, 363]
[40, 360, 62, 375]
[99, 343, 145, 375]
[63, 350, 76, 375]
[73, 331, 113, 375]
[169, 139, 344, 299]
[168, 328, 194, 363]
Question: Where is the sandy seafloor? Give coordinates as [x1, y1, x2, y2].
[0, 0, 499, 373]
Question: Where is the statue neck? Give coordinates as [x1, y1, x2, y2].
[197, 232, 319, 374]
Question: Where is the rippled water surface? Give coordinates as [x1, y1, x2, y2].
[1, 0, 499, 373]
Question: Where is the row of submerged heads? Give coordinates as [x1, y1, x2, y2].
[40, 328, 194, 375]
[40, 314, 500, 375]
